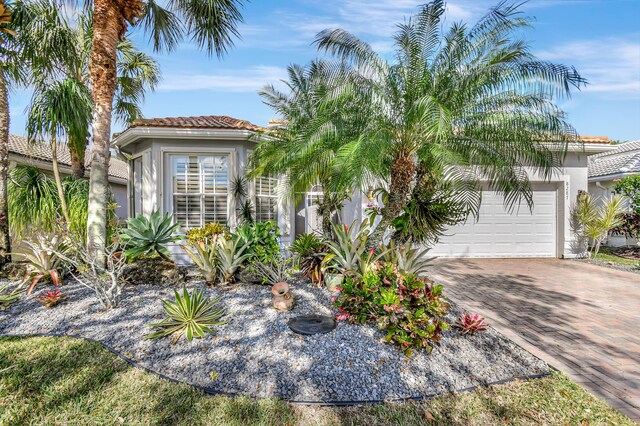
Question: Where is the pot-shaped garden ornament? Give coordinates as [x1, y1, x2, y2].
[272, 282, 294, 312]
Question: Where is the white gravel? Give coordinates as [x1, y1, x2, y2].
[0, 275, 549, 403]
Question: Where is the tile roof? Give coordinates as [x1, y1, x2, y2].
[579, 135, 612, 144]
[130, 115, 263, 132]
[588, 139, 640, 178]
[9, 134, 128, 180]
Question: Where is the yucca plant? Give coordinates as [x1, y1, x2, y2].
[455, 312, 489, 335]
[217, 237, 251, 285]
[0, 283, 20, 310]
[146, 286, 226, 343]
[14, 234, 68, 295]
[120, 210, 182, 261]
[36, 289, 65, 308]
[381, 241, 432, 276]
[181, 241, 218, 284]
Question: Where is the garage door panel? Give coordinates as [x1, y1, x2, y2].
[429, 190, 557, 258]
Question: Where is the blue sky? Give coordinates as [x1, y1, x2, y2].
[9, 0, 640, 141]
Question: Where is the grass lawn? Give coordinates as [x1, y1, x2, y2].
[0, 336, 633, 426]
[593, 248, 639, 267]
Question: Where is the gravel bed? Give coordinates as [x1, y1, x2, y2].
[572, 258, 640, 275]
[0, 276, 549, 403]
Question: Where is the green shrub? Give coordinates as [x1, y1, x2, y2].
[120, 210, 182, 261]
[234, 221, 281, 264]
[146, 286, 226, 343]
[185, 222, 226, 245]
[334, 262, 449, 356]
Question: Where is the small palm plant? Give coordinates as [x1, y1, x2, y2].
[146, 286, 226, 344]
[120, 210, 182, 261]
[14, 234, 68, 295]
[217, 237, 251, 285]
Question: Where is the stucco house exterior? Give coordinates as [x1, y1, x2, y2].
[9, 134, 129, 218]
[588, 139, 640, 199]
[112, 115, 613, 260]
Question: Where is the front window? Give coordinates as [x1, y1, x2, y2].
[255, 176, 278, 223]
[171, 154, 229, 230]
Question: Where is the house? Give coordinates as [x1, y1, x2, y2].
[9, 134, 129, 218]
[112, 116, 613, 260]
[588, 139, 640, 199]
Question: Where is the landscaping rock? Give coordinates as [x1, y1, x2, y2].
[122, 259, 189, 286]
[0, 275, 550, 403]
[1, 262, 28, 280]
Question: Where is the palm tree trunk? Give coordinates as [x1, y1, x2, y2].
[86, 0, 122, 262]
[50, 131, 71, 226]
[69, 137, 86, 179]
[0, 67, 10, 267]
[320, 186, 334, 237]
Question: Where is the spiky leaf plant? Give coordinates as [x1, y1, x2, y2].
[13, 234, 68, 295]
[146, 286, 226, 343]
[217, 237, 251, 285]
[36, 289, 64, 308]
[381, 241, 432, 276]
[0, 283, 20, 310]
[120, 210, 182, 261]
[455, 312, 489, 335]
[181, 241, 218, 284]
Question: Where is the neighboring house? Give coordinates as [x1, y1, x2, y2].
[8, 134, 129, 218]
[588, 139, 640, 200]
[112, 116, 613, 260]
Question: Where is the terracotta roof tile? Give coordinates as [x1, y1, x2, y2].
[579, 135, 611, 144]
[9, 134, 128, 180]
[131, 115, 263, 132]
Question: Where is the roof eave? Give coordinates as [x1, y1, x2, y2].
[575, 143, 617, 154]
[588, 171, 638, 182]
[112, 127, 264, 149]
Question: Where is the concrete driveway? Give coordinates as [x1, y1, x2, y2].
[427, 258, 640, 421]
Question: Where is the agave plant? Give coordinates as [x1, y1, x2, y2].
[36, 289, 65, 308]
[0, 283, 20, 310]
[146, 286, 226, 343]
[455, 312, 489, 335]
[381, 241, 432, 276]
[181, 241, 218, 284]
[217, 237, 251, 285]
[120, 210, 182, 261]
[14, 234, 68, 295]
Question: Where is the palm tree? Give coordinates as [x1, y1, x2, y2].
[252, 60, 357, 236]
[78, 0, 244, 261]
[0, 0, 14, 266]
[314, 0, 586, 243]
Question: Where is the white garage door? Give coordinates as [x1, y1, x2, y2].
[429, 189, 557, 258]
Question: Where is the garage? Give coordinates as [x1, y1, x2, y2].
[428, 187, 558, 258]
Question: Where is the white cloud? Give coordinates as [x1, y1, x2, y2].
[158, 66, 288, 92]
[536, 36, 640, 98]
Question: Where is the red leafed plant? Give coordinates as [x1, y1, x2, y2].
[36, 289, 65, 308]
[455, 312, 488, 335]
[15, 234, 68, 295]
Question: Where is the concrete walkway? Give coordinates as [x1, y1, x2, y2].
[428, 258, 640, 421]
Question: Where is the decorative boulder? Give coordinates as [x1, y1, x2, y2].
[122, 258, 188, 286]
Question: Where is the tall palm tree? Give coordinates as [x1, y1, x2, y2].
[314, 0, 586, 243]
[0, 0, 14, 266]
[78, 0, 244, 261]
[252, 60, 357, 236]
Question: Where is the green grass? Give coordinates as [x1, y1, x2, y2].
[0, 336, 634, 425]
[593, 248, 639, 266]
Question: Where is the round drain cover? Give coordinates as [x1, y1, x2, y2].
[288, 314, 336, 335]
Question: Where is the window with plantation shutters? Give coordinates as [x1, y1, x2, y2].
[171, 155, 229, 230]
[255, 176, 277, 223]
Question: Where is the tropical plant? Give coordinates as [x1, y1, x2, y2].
[36, 289, 65, 308]
[234, 221, 281, 264]
[146, 286, 226, 343]
[51, 234, 128, 309]
[0, 282, 19, 310]
[323, 221, 383, 276]
[80, 0, 244, 264]
[217, 237, 251, 285]
[254, 257, 292, 286]
[251, 60, 356, 236]
[120, 210, 182, 261]
[14, 234, 68, 295]
[613, 175, 640, 215]
[334, 262, 449, 356]
[231, 175, 254, 225]
[455, 312, 489, 335]
[572, 193, 626, 256]
[181, 241, 218, 284]
[185, 222, 225, 245]
[313, 0, 585, 245]
[380, 241, 432, 276]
